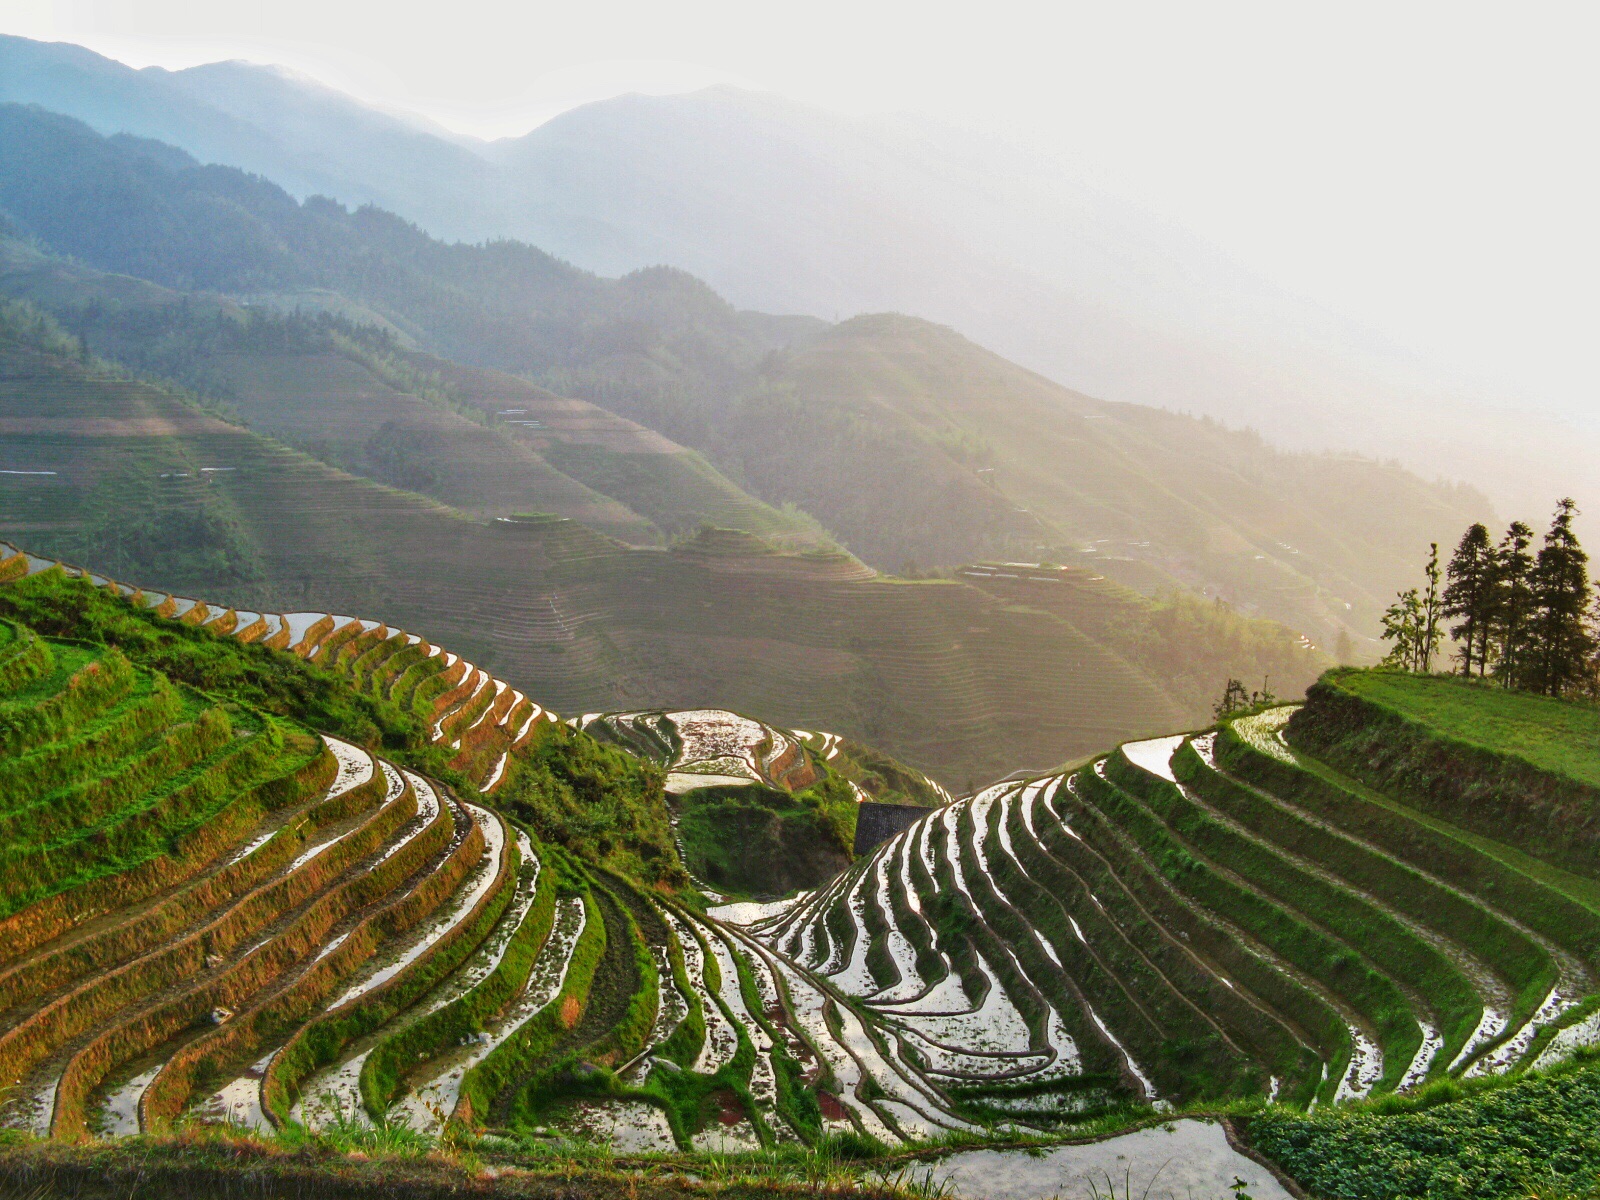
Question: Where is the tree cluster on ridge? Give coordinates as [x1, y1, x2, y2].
[1382, 498, 1597, 696]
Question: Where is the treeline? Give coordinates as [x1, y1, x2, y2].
[1382, 498, 1595, 696]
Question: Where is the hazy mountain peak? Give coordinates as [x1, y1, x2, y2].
[164, 57, 481, 146]
[2, 34, 1590, 514]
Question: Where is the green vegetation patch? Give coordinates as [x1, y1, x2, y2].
[0, 569, 449, 771]
[357, 836, 565, 1118]
[496, 721, 685, 888]
[825, 740, 944, 809]
[1325, 669, 1600, 787]
[675, 780, 854, 899]
[1248, 1053, 1600, 1200]
[1291, 668, 1600, 878]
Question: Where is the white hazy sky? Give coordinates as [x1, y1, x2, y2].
[8, 0, 1599, 417]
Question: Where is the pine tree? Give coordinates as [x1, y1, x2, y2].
[1529, 498, 1595, 695]
[1492, 521, 1536, 689]
[1214, 677, 1251, 718]
[1443, 523, 1494, 676]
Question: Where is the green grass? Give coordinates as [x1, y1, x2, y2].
[1077, 765, 1408, 1097]
[1184, 735, 1560, 1058]
[0, 614, 52, 693]
[1246, 1050, 1600, 1199]
[634, 912, 762, 1148]
[0, 571, 457, 777]
[1108, 753, 1481, 1075]
[675, 781, 853, 899]
[0, 668, 182, 813]
[1222, 714, 1600, 951]
[456, 880, 608, 1126]
[495, 722, 685, 888]
[989, 788, 1292, 1103]
[267, 821, 529, 1123]
[1327, 670, 1600, 788]
[355, 833, 562, 1119]
[0, 1123, 939, 1199]
[1039, 777, 1338, 1108]
[1290, 670, 1600, 879]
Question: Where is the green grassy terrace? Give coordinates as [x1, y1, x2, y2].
[1312, 668, 1600, 788]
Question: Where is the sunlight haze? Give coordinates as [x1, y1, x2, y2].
[9, 0, 1598, 419]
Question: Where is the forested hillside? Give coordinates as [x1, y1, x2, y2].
[668, 314, 1489, 644]
[0, 102, 1492, 649]
[6, 34, 1572, 540]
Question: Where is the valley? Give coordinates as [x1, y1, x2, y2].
[0, 299, 1330, 786]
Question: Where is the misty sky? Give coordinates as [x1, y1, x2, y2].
[9, 1, 1598, 418]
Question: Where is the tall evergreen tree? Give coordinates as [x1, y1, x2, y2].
[1493, 521, 1536, 689]
[1529, 498, 1595, 695]
[1443, 523, 1494, 676]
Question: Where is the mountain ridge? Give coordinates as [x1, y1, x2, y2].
[1, 33, 1583, 518]
[0, 102, 1495, 651]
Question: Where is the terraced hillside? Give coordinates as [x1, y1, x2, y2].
[730, 686, 1600, 1126]
[0, 232, 831, 551]
[6, 318, 1316, 786]
[8, 544, 1600, 1199]
[579, 707, 949, 898]
[1, 538, 945, 890]
[0, 583, 1049, 1156]
[0, 569, 944, 1150]
[0, 543, 554, 796]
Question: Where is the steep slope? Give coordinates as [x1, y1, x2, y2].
[0, 576, 873, 1151]
[0, 36, 500, 245]
[0, 102, 806, 382]
[0, 325, 1253, 786]
[735, 685, 1600, 1122]
[6, 550, 1600, 1193]
[0, 566, 1072, 1150]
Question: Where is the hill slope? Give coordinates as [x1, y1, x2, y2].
[0, 36, 499, 246]
[738, 676, 1600, 1126]
[632, 314, 1491, 645]
[7, 318, 1319, 785]
[6, 563, 1600, 1195]
[0, 103, 1492, 648]
[0, 234, 827, 551]
[2, 36, 1580, 519]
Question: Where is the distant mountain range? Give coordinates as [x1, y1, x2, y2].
[1, 33, 1588, 520]
[0, 102, 1489, 649]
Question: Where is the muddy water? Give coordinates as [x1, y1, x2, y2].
[920, 1120, 1293, 1200]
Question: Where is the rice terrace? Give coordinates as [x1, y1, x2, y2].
[1, 13, 1598, 1200]
[0, 518, 1599, 1200]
